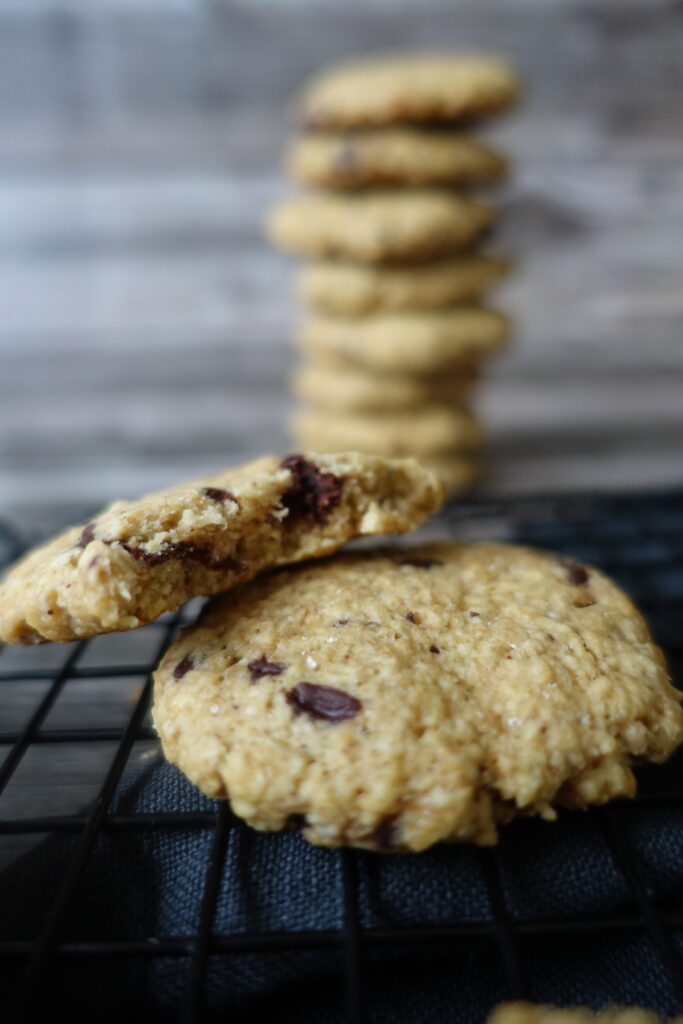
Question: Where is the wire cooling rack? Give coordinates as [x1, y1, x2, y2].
[1, 487, 683, 1023]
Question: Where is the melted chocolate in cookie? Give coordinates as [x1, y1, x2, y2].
[117, 540, 243, 572]
[279, 455, 343, 525]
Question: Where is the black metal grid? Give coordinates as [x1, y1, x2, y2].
[1, 487, 683, 1022]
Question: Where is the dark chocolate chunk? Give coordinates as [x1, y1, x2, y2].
[547, 634, 556, 642]
[562, 558, 589, 586]
[279, 454, 343, 525]
[283, 813, 308, 832]
[248, 657, 286, 682]
[429, 645, 441, 654]
[286, 682, 361, 722]
[173, 654, 194, 680]
[116, 540, 243, 572]
[405, 612, 418, 624]
[76, 522, 96, 549]
[335, 619, 350, 627]
[372, 818, 398, 851]
[201, 487, 238, 505]
[400, 558, 444, 569]
[469, 611, 480, 618]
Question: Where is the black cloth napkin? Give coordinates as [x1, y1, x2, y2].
[2, 755, 683, 1023]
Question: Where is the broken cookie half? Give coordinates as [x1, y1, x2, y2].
[0, 452, 442, 644]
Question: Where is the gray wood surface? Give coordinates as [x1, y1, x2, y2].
[1, 0, 682, 524]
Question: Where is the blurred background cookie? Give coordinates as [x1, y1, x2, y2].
[287, 129, 507, 190]
[298, 255, 510, 315]
[266, 190, 494, 262]
[269, 51, 518, 495]
[297, 53, 519, 128]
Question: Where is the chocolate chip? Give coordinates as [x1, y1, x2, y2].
[173, 654, 194, 680]
[469, 611, 480, 618]
[76, 522, 96, 549]
[248, 657, 286, 681]
[335, 619, 350, 626]
[400, 558, 444, 569]
[547, 634, 556, 642]
[201, 487, 238, 505]
[429, 645, 440, 654]
[562, 558, 589, 586]
[283, 813, 308, 832]
[405, 612, 418, 624]
[286, 682, 361, 722]
[116, 540, 243, 572]
[279, 454, 343, 525]
[372, 818, 398, 851]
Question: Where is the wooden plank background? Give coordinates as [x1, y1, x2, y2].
[0, 0, 682, 528]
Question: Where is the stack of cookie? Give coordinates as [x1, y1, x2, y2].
[266, 53, 519, 494]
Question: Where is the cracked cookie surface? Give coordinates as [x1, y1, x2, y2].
[0, 453, 442, 644]
[153, 542, 683, 851]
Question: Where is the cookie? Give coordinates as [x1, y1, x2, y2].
[0, 453, 442, 644]
[298, 54, 519, 129]
[298, 254, 509, 315]
[490, 1007, 681, 1024]
[292, 406, 483, 458]
[266, 190, 493, 263]
[287, 128, 507, 189]
[292, 362, 479, 413]
[298, 308, 509, 374]
[153, 542, 683, 851]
